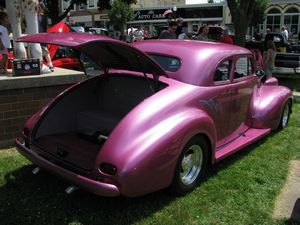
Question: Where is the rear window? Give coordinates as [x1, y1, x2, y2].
[148, 54, 181, 72]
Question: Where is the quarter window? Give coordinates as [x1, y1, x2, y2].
[148, 54, 181, 72]
[234, 57, 254, 79]
[214, 60, 231, 82]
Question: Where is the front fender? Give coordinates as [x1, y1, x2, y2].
[98, 108, 216, 197]
[252, 85, 292, 130]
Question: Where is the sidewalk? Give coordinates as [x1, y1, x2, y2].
[273, 160, 300, 223]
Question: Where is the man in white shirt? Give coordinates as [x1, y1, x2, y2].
[134, 27, 144, 41]
[281, 26, 289, 41]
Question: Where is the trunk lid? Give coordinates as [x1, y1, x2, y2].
[17, 32, 167, 79]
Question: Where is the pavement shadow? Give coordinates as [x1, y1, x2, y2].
[0, 164, 174, 225]
[283, 198, 300, 224]
[291, 198, 300, 222]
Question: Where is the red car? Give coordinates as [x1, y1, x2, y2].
[2, 22, 81, 71]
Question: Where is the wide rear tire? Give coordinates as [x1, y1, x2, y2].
[169, 135, 208, 196]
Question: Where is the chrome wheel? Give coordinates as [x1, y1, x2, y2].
[170, 136, 208, 195]
[281, 103, 290, 128]
[180, 145, 203, 185]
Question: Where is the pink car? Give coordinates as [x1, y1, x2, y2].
[15, 33, 292, 197]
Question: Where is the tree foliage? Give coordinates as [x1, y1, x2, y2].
[53, 0, 136, 24]
[250, 0, 267, 27]
[45, 0, 60, 25]
[227, 0, 267, 46]
[98, 0, 136, 10]
[108, 0, 133, 32]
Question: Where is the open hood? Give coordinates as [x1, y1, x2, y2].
[17, 32, 167, 79]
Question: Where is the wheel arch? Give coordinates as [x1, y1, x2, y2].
[251, 85, 293, 130]
[113, 110, 217, 197]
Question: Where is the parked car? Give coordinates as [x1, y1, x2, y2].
[246, 32, 300, 75]
[16, 33, 292, 197]
[265, 32, 300, 75]
[70, 26, 85, 33]
[47, 22, 82, 71]
[89, 27, 109, 36]
[207, 25, 235, 41]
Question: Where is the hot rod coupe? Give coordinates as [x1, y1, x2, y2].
[15, 33, 292, 197]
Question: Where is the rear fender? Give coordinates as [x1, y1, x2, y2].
[251, 85, 292, 130]
[98, 108, 216, 197]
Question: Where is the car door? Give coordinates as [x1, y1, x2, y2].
[225, 55, 257, 143]
[207, 59, 234, 148]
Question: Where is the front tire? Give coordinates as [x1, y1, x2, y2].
[278, 100, 292, 130]
[169, 135, 208, 195]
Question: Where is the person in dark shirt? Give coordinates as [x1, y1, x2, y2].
[175, 17, 184, 37]
[159, 21, 177, 39]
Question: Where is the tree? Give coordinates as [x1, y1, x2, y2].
[227, 0, 267, 47]
[45, 0, 60, 25]
[108, 0, 133, 35]
[51, 0, 136, 25]
[250, 0, 267, 27]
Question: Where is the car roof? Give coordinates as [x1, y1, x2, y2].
[133, 40, 251, 86]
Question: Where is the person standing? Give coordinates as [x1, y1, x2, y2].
[134, 27, 144, 41]
[0, 12, 10, 74]
[159, 21, 177, 39]
[38, 0, 54, 72]
[143, 27, 149, 40]
[281, 26, 289, 41]
[175, 17, 184, 38]
[263, 40, 276, 78]
[197, 25, 209, 41]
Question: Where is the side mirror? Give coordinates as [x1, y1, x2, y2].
[255, 68, 267, 85]
[255, 68, 265, 77]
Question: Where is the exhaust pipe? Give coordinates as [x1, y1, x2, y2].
[32, 167, 40, 175]
[65, 185, 79, 194]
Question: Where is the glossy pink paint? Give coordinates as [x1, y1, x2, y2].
[15, 34, 293, 197]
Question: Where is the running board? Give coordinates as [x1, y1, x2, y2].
[215, 128, 271, 162]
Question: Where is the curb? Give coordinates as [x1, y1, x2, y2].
[273, 160, 300, 222]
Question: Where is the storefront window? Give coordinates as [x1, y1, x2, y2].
[284, 7, 299, 36]
[79, 3, 85, 10]
[63, 0, 75, 11]
[266, 8, 281, 32]
[88, 0, 95, 8]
